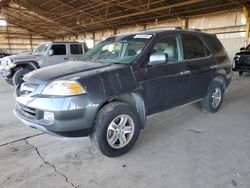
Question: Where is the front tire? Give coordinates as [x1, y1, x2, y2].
[4, 78, 14, 86]
[91, 102, 141, 157]
[239, 71, 243, 76]
[201, 81, 224, 113]
[13, 68, 31, 86]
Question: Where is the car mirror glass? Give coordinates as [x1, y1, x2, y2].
[48, 49, 54, 56]
[148, 53, 168, 65]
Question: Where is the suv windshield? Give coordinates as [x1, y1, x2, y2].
[34, 43, 50, 54]
[80, 34, 152, 64]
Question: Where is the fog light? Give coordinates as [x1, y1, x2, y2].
[43, 111, 54, 122]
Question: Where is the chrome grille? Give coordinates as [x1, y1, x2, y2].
[239, 55, 250, 65]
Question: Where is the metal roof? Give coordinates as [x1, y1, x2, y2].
[0, 0, 248, 39]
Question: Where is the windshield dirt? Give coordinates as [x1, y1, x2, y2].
[80, 34, 152, 64]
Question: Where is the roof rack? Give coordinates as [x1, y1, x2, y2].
[139, 26, 182, 31]
[173, 27, 202, 32]
[139, 26, 201, 32]
[185, 28, 201, 32]
[176, 27, 201, 32]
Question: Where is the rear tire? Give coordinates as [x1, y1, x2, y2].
[201, 81, 224, 113]
[13, 68, 31, 86]
[239, 71, 243, 76]
[91, 102, 141, 157]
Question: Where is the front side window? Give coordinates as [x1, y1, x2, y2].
[80, 34, 152, 64]
[182, 34, 206, 59]
[51, 44, 66, 55]
[150, 34, 181, 64]
[70, 44, 83, 54]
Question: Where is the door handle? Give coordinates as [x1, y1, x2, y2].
[180, 70, 191, 75]
[64, 58, 69, 60]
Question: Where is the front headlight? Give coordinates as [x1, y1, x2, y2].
[0, 58, 14, 69]
[6, 59, 16, 68]
[235, 55, 240, 59]
[42, 80, 86, 96]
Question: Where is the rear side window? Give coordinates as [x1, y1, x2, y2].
[182, 34, 206, 59]
[203, 34, 226, 56]
[51, 44, 66, 55]
[70, 44, 83, 54]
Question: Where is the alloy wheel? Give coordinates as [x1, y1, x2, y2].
[106, 114, 135, 149]
[211, 87, 222, 108]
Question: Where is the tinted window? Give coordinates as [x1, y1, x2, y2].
[182, 34, 206, 59]
[51, 44, 66, 55]
[150, 35, 181, 63]
[203, 34, 226, 55]
[70, 44, 83, 54]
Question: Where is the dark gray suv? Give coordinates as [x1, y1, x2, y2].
[14, 28, 232, 157]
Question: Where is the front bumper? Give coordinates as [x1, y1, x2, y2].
[232, 65, 250, 72]
[14, 94, 99, 138]
[233, 59, 250, 72]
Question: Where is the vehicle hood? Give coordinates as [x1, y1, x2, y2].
[2, 53, 43, 63]
[24, 61, 123, 84]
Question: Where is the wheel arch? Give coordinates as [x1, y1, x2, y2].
[96, 93, 146, 129]
[203, 74, 226, 99]
[212, 74, 227, 89]
[15, 61, 40, 70]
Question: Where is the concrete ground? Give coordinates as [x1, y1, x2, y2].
[0, 74, 250, 188]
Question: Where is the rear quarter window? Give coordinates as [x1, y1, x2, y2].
[181, 34, 207, 59]
[70, 44, 83, 54]
[203, 34, 227, 56]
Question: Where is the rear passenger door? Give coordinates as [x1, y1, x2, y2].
[69, 43, 84, 61]
[181, 33, 214, 101]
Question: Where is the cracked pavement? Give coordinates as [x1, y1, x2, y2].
[0, 74, 250, 188]
[24, 139, 78, 188]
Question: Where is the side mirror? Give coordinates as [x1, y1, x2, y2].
[240, 47, 245, 51]
[48, 49, 54, 56]
[149, 53, 168, 65]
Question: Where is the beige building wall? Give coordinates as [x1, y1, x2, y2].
[75, 9, 248, 61]
[0, 24, 47, 54]
[188, 10, 247, 60]
[219, 38, 250, 61]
